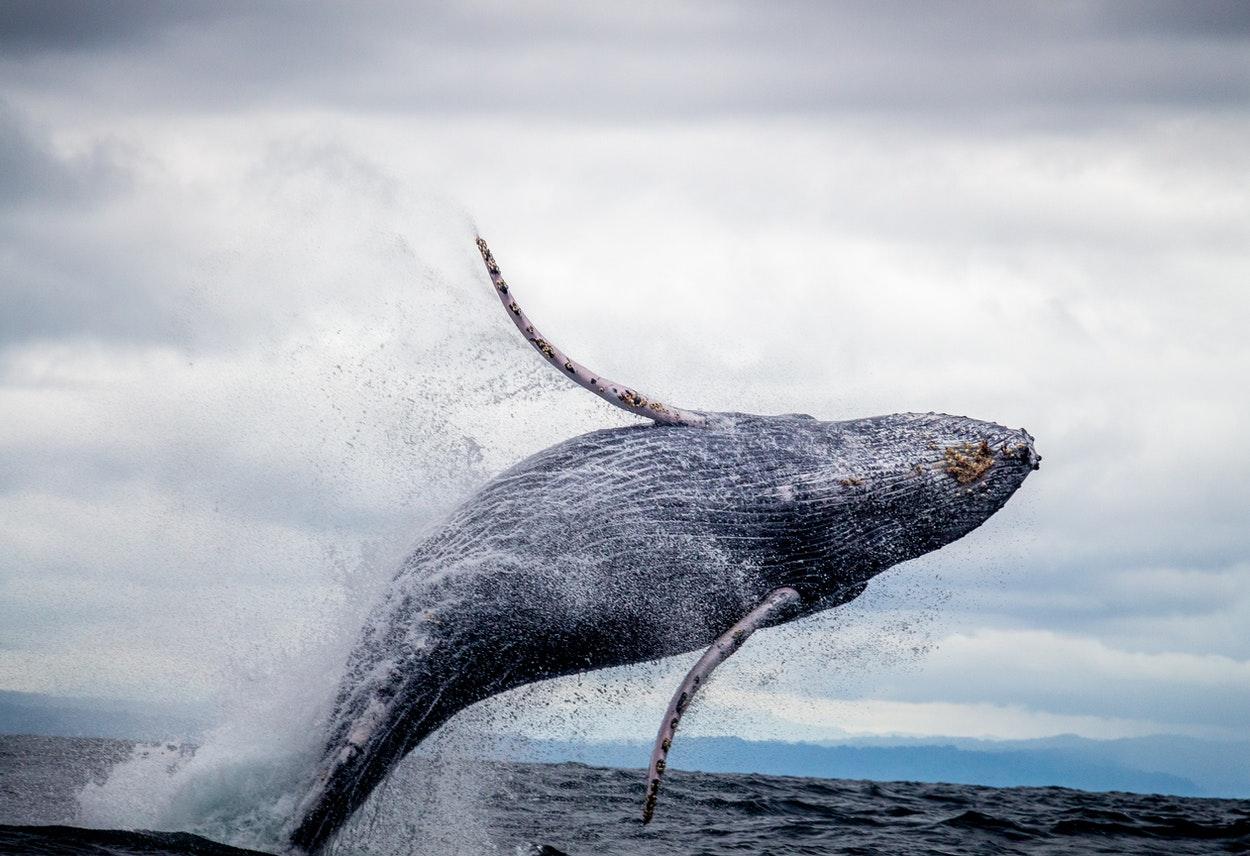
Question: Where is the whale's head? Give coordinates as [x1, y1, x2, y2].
[907, 413, 1040, 546]
[747, 411, 1040, 601]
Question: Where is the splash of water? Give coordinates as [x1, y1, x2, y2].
[68, 197, 584, 852]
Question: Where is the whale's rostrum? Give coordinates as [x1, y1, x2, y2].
[285, 238, 1040, 852]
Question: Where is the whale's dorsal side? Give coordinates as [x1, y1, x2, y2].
[475, 237, 710, 427]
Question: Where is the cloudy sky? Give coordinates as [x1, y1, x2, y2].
[2, 0, 1248, 753]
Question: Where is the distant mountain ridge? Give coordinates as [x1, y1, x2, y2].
[0, 690, 206, 742]
[4, 689, 1248, 799]
[499, 735, 1226, 798]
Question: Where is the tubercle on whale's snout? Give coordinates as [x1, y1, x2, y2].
[1003, 439, 1042, 471]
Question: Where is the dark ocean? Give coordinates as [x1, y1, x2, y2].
[2, 734, 1248, 856]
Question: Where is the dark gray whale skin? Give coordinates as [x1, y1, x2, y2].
[288, 410, 1039, 852]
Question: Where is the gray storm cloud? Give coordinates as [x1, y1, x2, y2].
[2, 1, 1248, 120]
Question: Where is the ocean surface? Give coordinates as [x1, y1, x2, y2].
[2, 734, 1249, 856]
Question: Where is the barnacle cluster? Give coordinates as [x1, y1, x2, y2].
[944, 440, 995, 485]
[618, 389, 648, 409]
[476, 237, 502, 274]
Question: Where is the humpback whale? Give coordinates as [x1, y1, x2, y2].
[286, 238, 1040, 851]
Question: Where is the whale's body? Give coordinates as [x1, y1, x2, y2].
[289, 410, 1038, 850]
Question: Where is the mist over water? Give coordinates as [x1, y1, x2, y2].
[51, 195, 618, 848]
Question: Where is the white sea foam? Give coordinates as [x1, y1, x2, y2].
[75, 560, 359, 850]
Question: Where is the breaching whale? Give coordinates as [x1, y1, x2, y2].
[286, 238, 1040, 851]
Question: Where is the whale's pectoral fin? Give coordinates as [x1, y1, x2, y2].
[474, 236, 710, 427]
[641, 586, 803, 825]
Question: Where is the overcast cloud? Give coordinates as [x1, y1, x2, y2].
[1, 1, 1248, 755]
